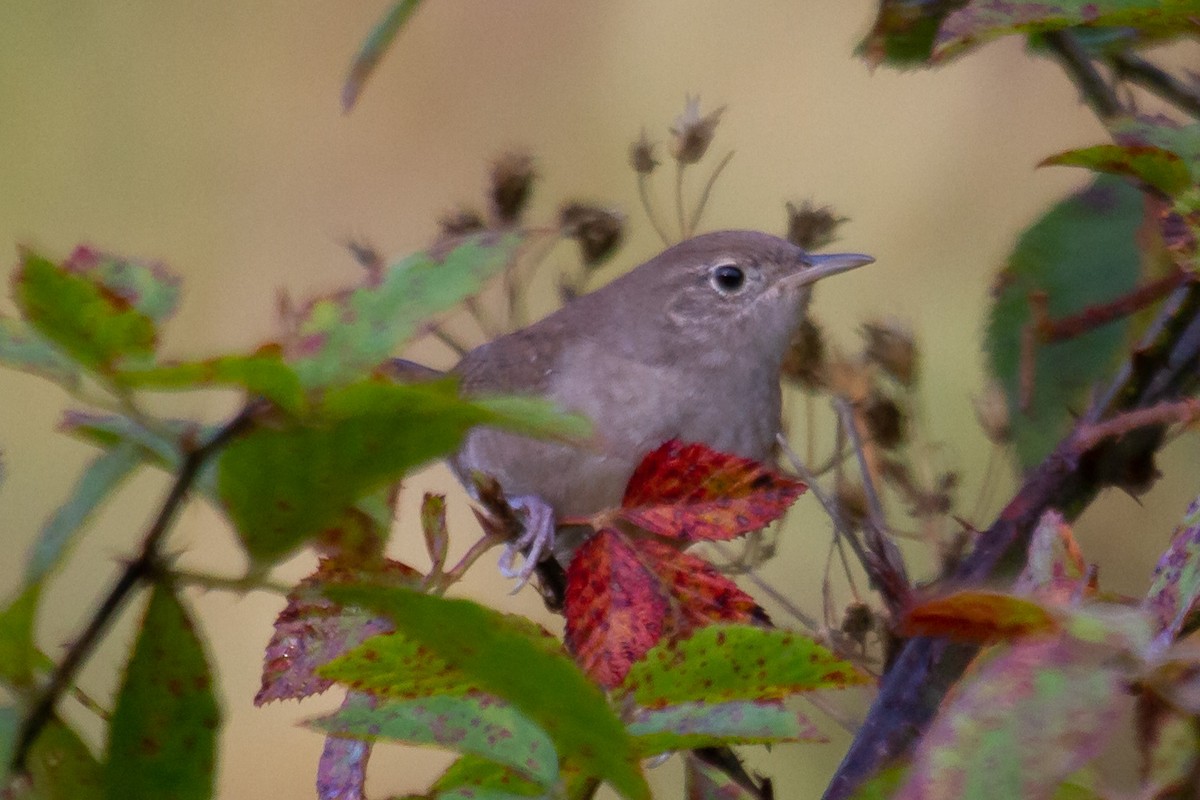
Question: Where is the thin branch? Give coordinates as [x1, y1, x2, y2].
[1072, 397, 1200, 452]
[1043, 30, 1124, 120]
[637, 173, 672, 246]
[11, 401, 264, 772]
[1111, 51, 1200, 118]
[708, 541, 822, 633]
[687, 150, 735, 235]
[674, 161, 687, 241]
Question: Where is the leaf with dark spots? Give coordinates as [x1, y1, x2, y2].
[430, 754, 545, 800]
[1144, 494, 1200, 654]
[1042, 143, 1193, 197]
[309, 691, 559, 787]
[621, 625, 867, 709]
[901, 590, 1059, 643]
[629, 699, 823, 756]
[564, 530, 671, 689]
[23, 716, 105, 800]
[256, 558, 419, 705]
[323, 584, 649, 800]
[618, 441, 806, 542]
[106, 582, 219, 800]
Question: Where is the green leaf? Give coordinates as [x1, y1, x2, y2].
[25, 717, 105, 800]
[26, 444, 140, 583]
[0, 705, 18, 787]
[309, 693, 559, 787]
[431, 755, 546, 800]
[622, 625, 866, 708]
[218, 378, 586, 564]
[291, 235, 519, 388]
[984, 176, 1145, 469]
[117, 350, 305, 415]
[1042, 144, 1193, 197]
[894, 637, 1123, 800]
[324, 585, 650, 800]
[857, 1, 961, 68]
[14, 249, 170, 374]
[342, 0, 425, 112]
[105, 583, 219, 800]
[629, 700, 823, 756]
[0, 582, 42, 688]
[0, 316, 82, 389]
[934, 0, 1200, 62]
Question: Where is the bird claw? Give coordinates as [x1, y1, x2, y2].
[497, 495, 556, 593]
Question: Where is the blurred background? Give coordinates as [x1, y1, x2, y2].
[1, 2, 1197, 797]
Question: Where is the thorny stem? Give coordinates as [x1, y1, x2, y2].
[687, 150, 736, 235]
[10, 401, 264, 772]
[1111, 51, 1200, 118]
[637, 173, 673, 246]
[1043, 30, 1124, 120]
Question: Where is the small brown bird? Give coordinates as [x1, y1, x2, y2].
[451, 230, 873, 579]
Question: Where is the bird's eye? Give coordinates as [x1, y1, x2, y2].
[710, 264, 746, 294]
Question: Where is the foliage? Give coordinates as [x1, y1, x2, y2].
[3, 3, 1200, 800]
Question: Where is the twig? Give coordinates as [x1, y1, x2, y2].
[1072, 397, 1200, 452]
[674, 161, 687, 241]
[1111, 51, 1200, 118]
[709, 541, 821, 633]
[427, 324, 471, 357]
[11, 401, 264, 772]
[1043, 30, 1123, 120]
[687, 150, 735, 235]
[638, 173, 672, 246]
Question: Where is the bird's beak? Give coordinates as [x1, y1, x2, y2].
[789, 252, 875, 288]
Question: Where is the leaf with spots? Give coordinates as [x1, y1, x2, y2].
[308, 691, 559, 788]
[563, 529, 671, 690]
[901, 590, 1059, 643]
[429, 754, 545, 800]
[255, 558, 419, 705]
[116, 347, 305, 415]
[629, 700, 823, 756]
[894, 637, 1125, 800]
[323, 584, 649, 800]
[105, 582, 219, 800]
[1144, 493, 1200, 653]
[23, 716, 105, 800]
[621, 625, 867, 709]
[289, 234, 519, 388]
[617, 440, 806, 542]
[14, 247, 178, 374]
[634, 538, 766, 628]
[857, 0, 963, 68]
[1042, 144, 1193, 198]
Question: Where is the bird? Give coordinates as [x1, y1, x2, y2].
[449, 229, 874, 582]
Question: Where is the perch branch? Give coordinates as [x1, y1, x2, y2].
[1043, 30, 1123, 120]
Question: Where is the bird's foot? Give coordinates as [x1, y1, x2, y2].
[497, 494, 556, 592]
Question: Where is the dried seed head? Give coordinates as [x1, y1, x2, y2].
[781, 316, 827, 390]
[669, 96, 726, 165]
[841, 601, 875, 644]
[786, 200, 848, 251]
[489, 151, 535, 225]
[630, 129, 659, 175]
[974, 381, 1012, 444]
[559, 202, 625, 268]
[862, 318, 918, 386]
[835, 480, 869, 532]
[438, 206, 487, 238]
[863, 390, 906, 450]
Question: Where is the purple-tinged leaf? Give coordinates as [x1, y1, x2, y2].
[256, 558, 418, 705]
[317, 696, 372, 800]
[106, 583, 219, 800]
[309, 692, 559, 787]
[1144, 494, 1200, 654]
[895, 637, 1124, 800]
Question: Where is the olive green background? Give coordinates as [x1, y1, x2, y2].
[1, 3, 1196, 797]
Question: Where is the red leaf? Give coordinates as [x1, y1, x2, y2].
[256, 558, 420, 705]
[564, 530, 670, 688]
[618, 441, 806, 542]
[902, 590, 1059, 644]
[635, 538, 766, 628]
